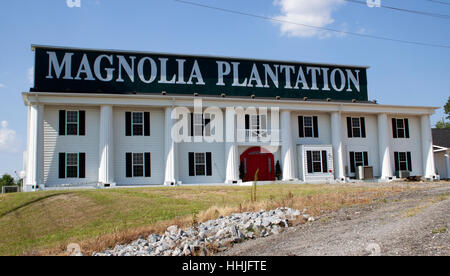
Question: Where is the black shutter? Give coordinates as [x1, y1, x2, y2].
[346, 117, 352, 138]
[204, 117, 211, 136]
[313, 116, 319, 138]
[245, 114, 250, 130]
[404, 119, 410, 138]
[145, 152, 151, 177]
[298, 116, 304, 138]
[206, 152, 212, 176]
[394, 152, 399, 172]
[79, 110, 85, 136]
[201, 114, 205, 136]
[189, 152, 195, 176]
[321, 151, 328, 173]
[392, 118, 398, 138]
[349, 152, 355, 173]
[144, 112, 150, 136]
[126, 152, 132, 177]
[360, 117, 366, 138]
[59, 152, 65, 178]
[190, 113, 193, 137]
[59, 110, 66, 136]
[79, 153, 86, 178]
[125, 112, 132, 136]
[406, 152, 412, 172]
[306, 151, 313, 173]
[363, 152, 369, 166]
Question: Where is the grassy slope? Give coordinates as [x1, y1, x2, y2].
[0, 184, 401, 256]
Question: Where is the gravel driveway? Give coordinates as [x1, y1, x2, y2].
[220, 183, 450, 256]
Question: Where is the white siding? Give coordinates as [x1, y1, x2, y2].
[43, 106, 99, 187]
[292, 112, 332, 180]
[389, 116, 423, 176]
[342, 114, 381, 177]
[434, 151, 448, 179]
[178, 142, 226, 184]
[113, 107, 165, 185]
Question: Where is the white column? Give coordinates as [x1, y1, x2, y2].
[445, 152, 450, 180]
[331, 111, 345, 181]
[280, 110, 295, 180]
[421, 115, 436, 179]
[98, 105, 115, 186]
[25, 104, 43, 192]
[225, 107, 238, 183]
[164, 107, 176, 185]
[377, 113, 393, 180]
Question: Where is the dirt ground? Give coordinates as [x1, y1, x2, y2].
[219, 182, 450, 256]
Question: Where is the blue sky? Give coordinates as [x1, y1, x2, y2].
[0, 0, 449, 176]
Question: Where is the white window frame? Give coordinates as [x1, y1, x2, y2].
[66, 152, 78, 178]
[194, 152, 206, 176]
[132, 112, 144, 136]
[351, 117, 362, 138]
[398, 152, 408, 171]
[311, 151, 324, 173]
[132, 153, 144, 177]
[303, 116, 314, 138]
[396, 119, 406, 138]
[66, 110, 78, 136]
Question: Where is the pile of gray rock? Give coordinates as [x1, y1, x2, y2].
[93, 207, 313, 256]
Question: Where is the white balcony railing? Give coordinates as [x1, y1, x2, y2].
[237, 129, 281, 144]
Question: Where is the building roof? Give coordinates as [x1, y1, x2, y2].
[432, 128, 450, 148]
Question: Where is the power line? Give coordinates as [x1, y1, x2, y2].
[344, 0, 450, 20]
[427, 0, 450, 6]
[173, 0, 450, 49]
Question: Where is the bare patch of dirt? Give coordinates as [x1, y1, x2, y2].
[219, 183, 450, 256]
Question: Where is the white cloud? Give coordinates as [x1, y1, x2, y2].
[0, 120, 19, 153]
[0, 83, 4, 88]
[28, 67, 34, 86]
[273, 0, 344, 38]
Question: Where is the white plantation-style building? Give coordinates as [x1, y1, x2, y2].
[22, 45, 439, 191]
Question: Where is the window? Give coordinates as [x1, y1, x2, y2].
[125, 112, 150, 136]
[126, 152, 151, 177]
[298, 116, 318, 138]
[133, 153, 144, 177]
[66, 111, 78, 135]
[349, 151, 369, 173]
[245, 114, 267, 138]
[346, 117, 366, 138]
[59, 110, 85, 136]
[306, 150, 328, 174]
[66, 153, 78, 178]
[351, 118, 360, 137]
[190, 113, 212, 137]
[189, 152, 212, 176]
[394, 152, 412, 172]
[58, 152, 85, 179]
[132, 112, 143, 136]
[195, 153, 206, 176]
[392, 118, 410, 139]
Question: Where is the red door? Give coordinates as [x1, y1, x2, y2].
[240, 147, 275, 182]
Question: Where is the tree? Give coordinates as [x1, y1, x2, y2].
[445, 96, 450, 120]
[435, 97, 450, 129]
[239, 163, 245, 180]
[275, 160, 282, 180]
[435, 119, 450, 129]
[0, 174, 15, 190]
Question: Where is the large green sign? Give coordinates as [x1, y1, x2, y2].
[33, 46, 368, 101]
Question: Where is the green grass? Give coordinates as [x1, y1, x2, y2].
[0, 184, 399, 256]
